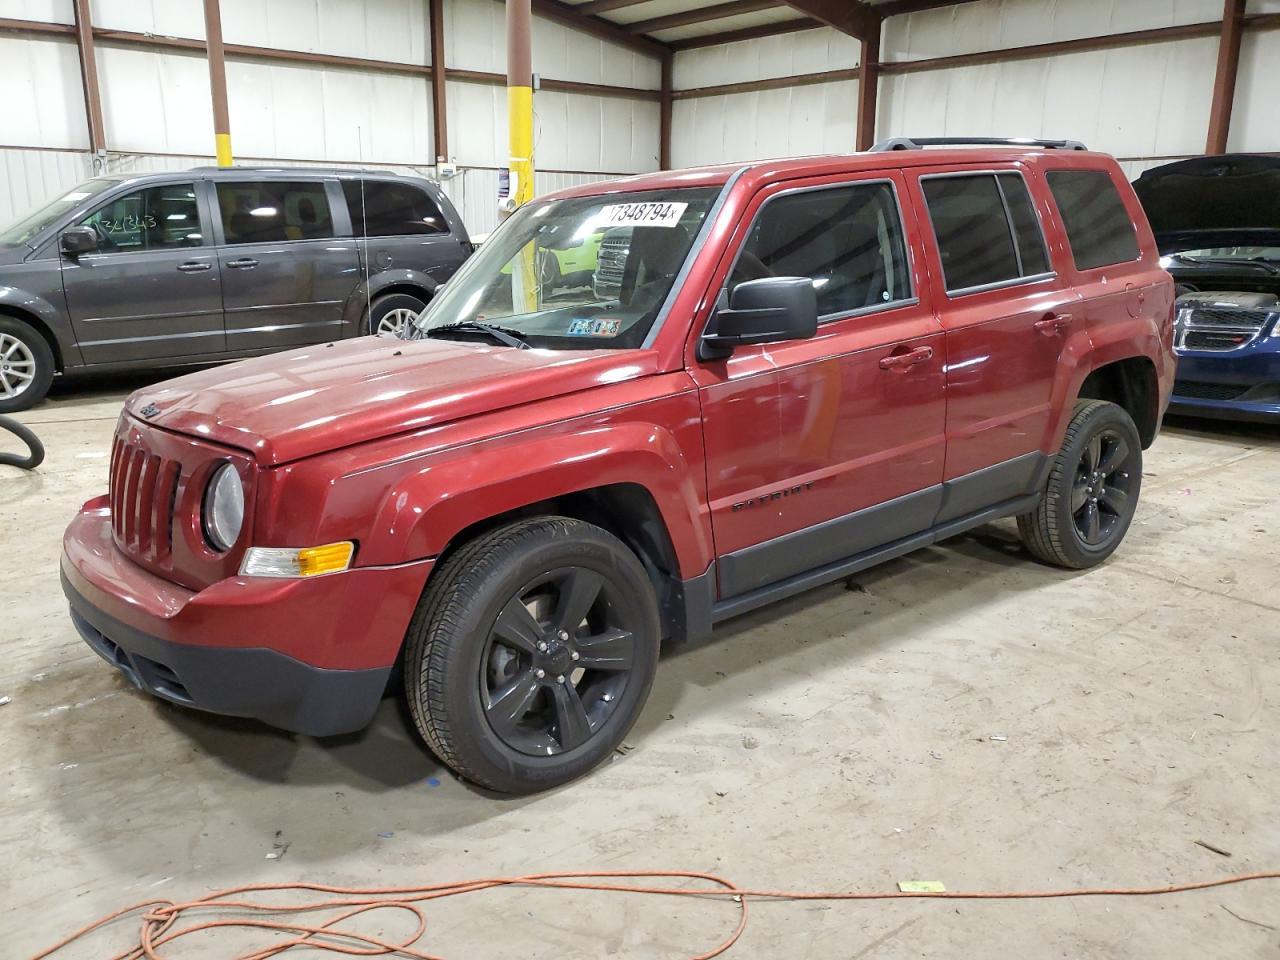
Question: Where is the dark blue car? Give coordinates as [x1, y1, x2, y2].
[1133, 155, 1280, 423]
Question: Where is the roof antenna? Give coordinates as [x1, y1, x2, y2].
[357, 124, 373, 337]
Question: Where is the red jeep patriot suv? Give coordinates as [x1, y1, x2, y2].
[63, 137, 1175, 794]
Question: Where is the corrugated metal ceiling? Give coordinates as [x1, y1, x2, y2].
[556, 1, 969, 46]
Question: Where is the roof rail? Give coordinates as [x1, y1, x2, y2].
[869, 136, 1088, 152]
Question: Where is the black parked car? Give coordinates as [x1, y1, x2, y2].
[0, 167, 472, 411]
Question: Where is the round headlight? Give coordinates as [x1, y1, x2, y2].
[204, 463, 244, 552]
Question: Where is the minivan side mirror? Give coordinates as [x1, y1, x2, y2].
[60, 226, 98, 256]
[699, 276, 818, 359]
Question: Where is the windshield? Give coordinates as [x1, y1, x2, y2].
[410, 187, 720, 349]
[0, 179, 117, 247]
[1171, 246, 1280, 262]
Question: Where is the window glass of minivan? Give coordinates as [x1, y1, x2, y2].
[408, 187, 719, 349]
[923, 174, 1022, 292]
[730, 182, 911, 317]
[77, 184, 202, 251]
[0, 178, 116, 247]
[1046, 169, 1140, 270]
[997, 173, 1051, 276]
[343, 180, 448, 236]
[216, 181, 334, 244]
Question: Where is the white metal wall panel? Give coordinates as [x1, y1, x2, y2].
[877, 38, 1218, 160]
[88, 0, 205, 38]
[673, 27, 859, 88]
[444, 79, 657, 174]
[439, 167, 613, 237]
[882, 0, 1225, 62]
[0, 36, 88, 150]
[442, 0, 659, 88]
[0, 147, 92, 228]
[671, 81, 858, 168]
[97, 46, 214, 155]
[90, 0, 430, 64]
[226, 60, 433, 164]
[1229, 27, 1280, 152]
[0, 0, 71, 22]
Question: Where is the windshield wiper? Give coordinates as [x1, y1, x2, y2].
[425, 321, 532, 350]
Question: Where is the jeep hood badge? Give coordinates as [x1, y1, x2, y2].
[140, 403, 160, 418]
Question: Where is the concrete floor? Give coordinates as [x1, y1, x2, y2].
[3, 371, 1278, 958]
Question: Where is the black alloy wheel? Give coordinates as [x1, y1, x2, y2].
[1018, 399, 1144, 569]
[480, 566, 638, 757]
[1071, 428, 1137, 545]
[402, 517, 659, 794]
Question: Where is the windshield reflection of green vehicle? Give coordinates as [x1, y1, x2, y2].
[416, 188, 717, 350]
[498, 230, 605, 299]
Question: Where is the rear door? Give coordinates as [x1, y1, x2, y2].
[343, 178, 470, 295]
[911, 167, 1079, 517]
[214, 178, 359, 351]
[691, 171, 947, 599]
[60, 180, 224, 364]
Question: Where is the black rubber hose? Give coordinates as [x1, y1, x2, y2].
[0, 415, 44, 470]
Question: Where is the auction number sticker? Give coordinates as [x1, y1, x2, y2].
[598, 201, 688, 229]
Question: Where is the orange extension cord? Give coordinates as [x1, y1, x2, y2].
[30, 867, 1280, 960]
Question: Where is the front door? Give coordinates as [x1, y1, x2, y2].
[61, 181, 224, 364]
[213, 178, 360, 351]
[691, 173, 947, 599]
[911, 167, 1079, 511]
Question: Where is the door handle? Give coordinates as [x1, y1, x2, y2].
[1034, 312, 1073, 336]
[879, 345, 934, 371]
[227, 257, 259, 269]
[176, 261, 212, 272]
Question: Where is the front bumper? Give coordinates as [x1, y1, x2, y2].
[1169, 341, 1280, 423]
[62, 498, 434, 736]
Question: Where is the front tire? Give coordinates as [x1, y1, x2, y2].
[403, 517, 660, 794]
[0, 317, 54, 413]
[1018, 399, 1143, 569]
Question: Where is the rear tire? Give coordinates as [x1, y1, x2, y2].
[0, 317, 54, 413]
[365, 292, 427, 338]
[403, 517, 660, 794]
[1018, 399, 1142, 569]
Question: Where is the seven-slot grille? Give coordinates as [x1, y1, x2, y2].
[1177, 306, 1271, 352]
[109, 433, 181, 563]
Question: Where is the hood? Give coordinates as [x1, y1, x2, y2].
[126, 336, 659, 465]
[0, 244, 32, 266]
[1133, 154, 1280, 254]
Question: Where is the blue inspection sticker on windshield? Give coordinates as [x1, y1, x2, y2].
[567, 318, 622, 337]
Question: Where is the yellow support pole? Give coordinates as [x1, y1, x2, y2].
[506, 0, 536, 311]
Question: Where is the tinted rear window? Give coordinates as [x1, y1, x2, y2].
[217, 181, 334, 244]
[922, 175, 1021, 291]
[1046, 169, 1140, 270]
[998, 173, 1050, 276]
[343, 180, 449, 237]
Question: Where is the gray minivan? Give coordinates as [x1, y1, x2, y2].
[0, 167, 471, 411]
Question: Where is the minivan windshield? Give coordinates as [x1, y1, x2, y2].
[0, 178, 117, 247]
[1170, 246, 1280, 263]
[409, 187, 719, 349]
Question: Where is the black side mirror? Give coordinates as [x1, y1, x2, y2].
[699, 276, 818, 359]
[60, 226, 98, 256]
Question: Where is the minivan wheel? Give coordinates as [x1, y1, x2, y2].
[402, 517, 660, 795]
[1018, 399, 1143, 569]
[0, 318, 54, 413]
[366, 293, 427, 338]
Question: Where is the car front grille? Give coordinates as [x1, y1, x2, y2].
[110, 433, 181, 564]
[1177, 306, 1272, 352]
[1173, 381, 1251, 401]
[594, 235, 629, 292]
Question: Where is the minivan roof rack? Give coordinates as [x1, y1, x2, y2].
[186, 165, 398, 176]
[869, 136, 1088, 152]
